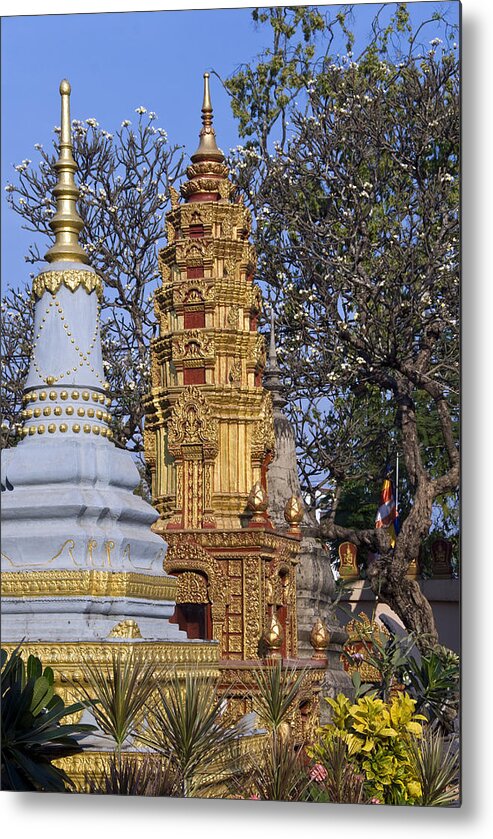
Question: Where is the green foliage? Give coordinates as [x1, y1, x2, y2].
[76, 651, 161, 755]
[87, 753, 181, 797]
[307, 735, 367, 803]
[1, 647, 94, 792]
[238, 734, 311, 802]
[407, 726, 459, 806]
[141, 670, 248, 798]
[311, 692, 426, 805]
[250, 658, 306, 733]
[343, 618, 419, 702]
[401, 645, 459, 732]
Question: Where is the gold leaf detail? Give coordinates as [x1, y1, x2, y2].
[32, 271, 103, 300]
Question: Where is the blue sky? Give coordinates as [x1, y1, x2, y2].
[1, 2, 459, 289]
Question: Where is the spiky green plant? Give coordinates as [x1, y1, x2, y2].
[408, 728, 460, 806]
[87, 752, 181, 797]
[142, 670, 248, 798]
[308, 735, 367, 804]
[75, 651, 161, 761]
[250, 659, 306, 733]
[239, 734, 310, 802]
[1, 647, 94, 792]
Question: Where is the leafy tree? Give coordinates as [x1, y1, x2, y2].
[224, 4, 459, 645]
[2, 108, 185, 487]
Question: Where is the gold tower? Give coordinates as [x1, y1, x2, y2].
[144, 74, 303, 663]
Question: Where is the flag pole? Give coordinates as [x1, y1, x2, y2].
[395, 452, 399, 516]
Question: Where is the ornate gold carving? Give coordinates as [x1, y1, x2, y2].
[169, 185, 181, 211]
[33, 270, 103, 300]
[173, 281, 214, 306]
[342, 613, 390, 682]
[168, 387, 218, 457]
[109, 620, 142, 638]
[251, 392, 275, 457]
[176, 571, 208, 603]
[1, 640, 220, 672]
[165, 220, 176, 245]
[250, 284, 263, 314]
[1, 570, 177, 601]
[228, 358, 242, 386]
[227, 306, 239, 329]
[175, 239, 214, 266]
[172, 330, 214, 362]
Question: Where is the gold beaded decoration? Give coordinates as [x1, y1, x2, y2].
[83, 424, 91, 433]
[73, 424, 81, 433]
[54, 406, 62, 416]
[60, 423, 68, 433]
[48, 424, 56, 434]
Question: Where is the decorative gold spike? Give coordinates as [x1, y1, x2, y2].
[191, 72, 225, 164]
[263, 613, 283, 658]
[309, 618, 331, 660]
[45, 80, 88, 264]
[284, 495, 304, 536]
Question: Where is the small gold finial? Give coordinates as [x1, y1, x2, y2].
[190, 72, 224, 164]
[45, 79, 88, 264]
[263, 613, 284, 658]
[284, 495, 304, 536]
[309, 618, 331, 660]
[247, 481, 269, 527]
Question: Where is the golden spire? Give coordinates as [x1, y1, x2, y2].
[191, 72, 225, 164]
[45, 79, 88, 264]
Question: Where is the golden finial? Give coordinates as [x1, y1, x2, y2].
[309, 618, 331, 660]
[284, 495, 304, 536]
[247, 481, 269, 526]
[45, 79, 88, 264]
[191, 72, 225, 164]
[263, 613, 283, 658]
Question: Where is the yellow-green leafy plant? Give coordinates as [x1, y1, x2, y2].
[310, 692, 427, 805]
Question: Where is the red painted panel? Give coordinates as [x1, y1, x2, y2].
[184, 367, 205, 385]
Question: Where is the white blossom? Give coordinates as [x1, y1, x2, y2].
[135, 106, 147, 115]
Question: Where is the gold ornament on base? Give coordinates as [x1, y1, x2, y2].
[263, 613, 283, 658]
[309, 618, 331, 660]
[247, 481, 268, 526]
[284, 495, 304, 536]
